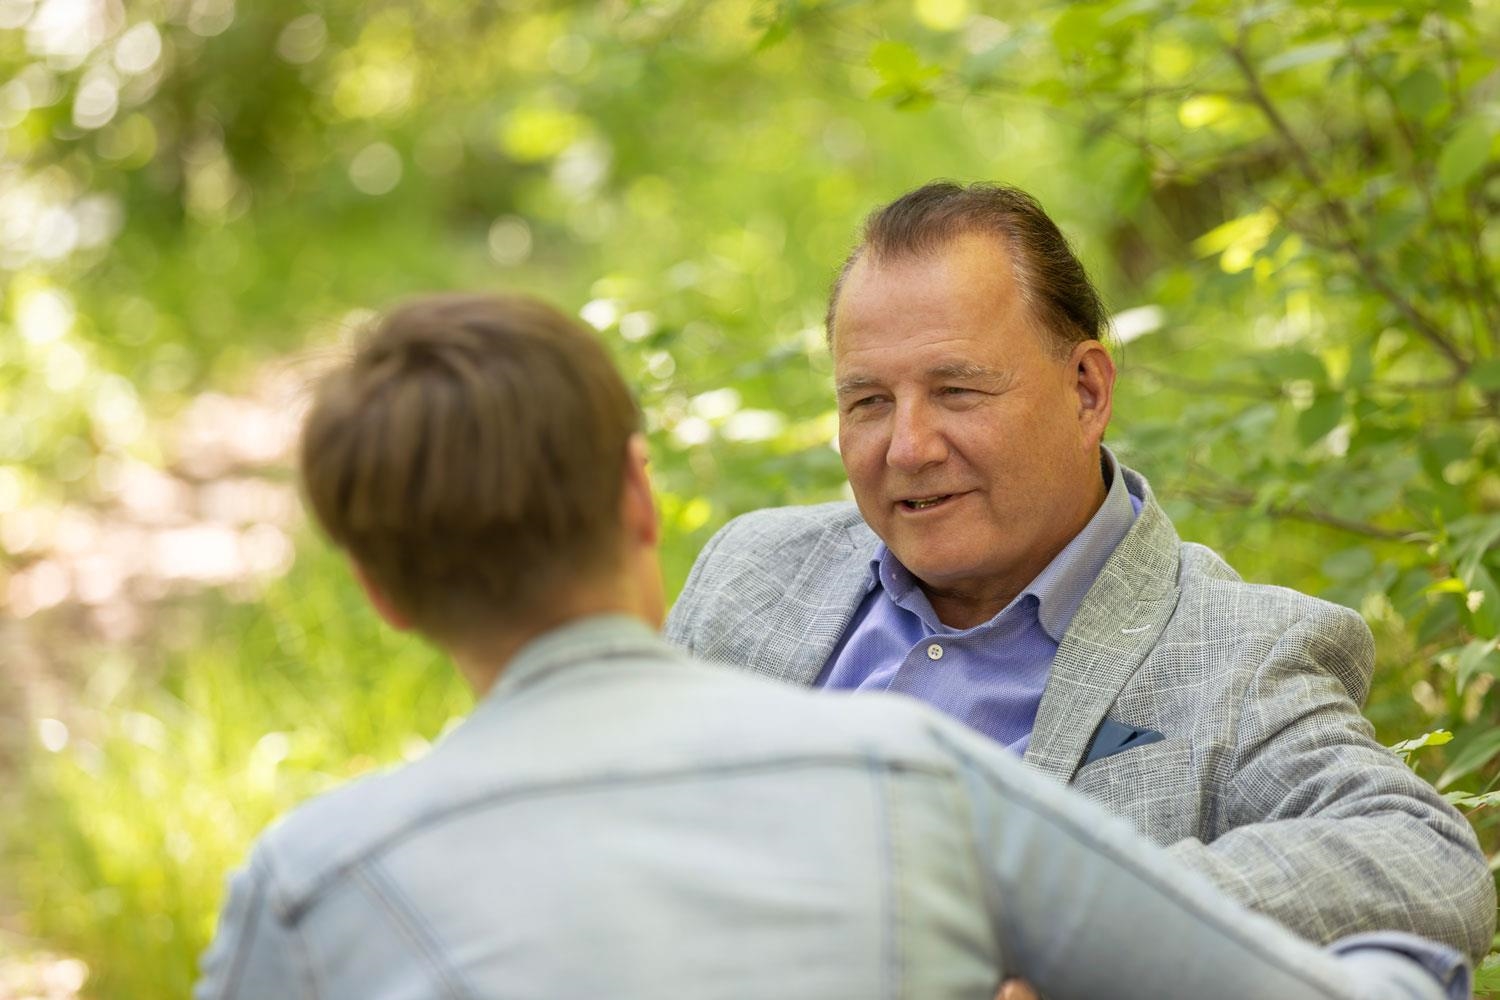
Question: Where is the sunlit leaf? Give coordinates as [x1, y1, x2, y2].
[1442, 789, 1500, 809]
[1178, 95, 1232, 128]
[1388, 728, 1452, 756]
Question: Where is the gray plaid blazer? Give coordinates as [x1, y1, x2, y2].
[665, 466, 1496, 962]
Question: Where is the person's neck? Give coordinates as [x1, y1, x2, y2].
[450, 576, 653, 697]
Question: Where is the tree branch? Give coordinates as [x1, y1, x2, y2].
[1180, 478, 1430, 544]
[1226, 37, 1471, 373]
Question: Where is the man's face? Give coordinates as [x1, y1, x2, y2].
[831, 233, 1114, 623]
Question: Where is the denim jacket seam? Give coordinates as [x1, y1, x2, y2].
[282, 752, 958, 915]
[354, 858, 475, 999]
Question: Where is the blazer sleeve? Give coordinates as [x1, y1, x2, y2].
[1164, 604, 1497, 964]
[931, 720, 1461, 1000]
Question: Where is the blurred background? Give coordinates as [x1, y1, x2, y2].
[1, 0, 1498, 996]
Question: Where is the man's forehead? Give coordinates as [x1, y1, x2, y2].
[849, 231, 1014, 284]
[833, 237, 1023, 331]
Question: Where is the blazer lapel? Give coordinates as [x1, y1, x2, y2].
[1022, 469, 1183, 784]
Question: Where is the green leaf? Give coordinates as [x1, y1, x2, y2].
[1193, 209, 1278, 257]
[1436, 119, 1495, 190]
[1455, 637, 1500, 692]
[1470, 359, 1500, 391]
[1442, 789, 1500, 809]
[1455, 517, 1500, 584]
[868, 40, 942, 107]
[1051, 6, 1104, 56]
[1476, 952, 1500, 994]
[1437, 726, 1500, 789]
[1257, 348, 1327, 385]
[1296, 393, 1344, 445]
[869, 41, 938, 84]
[1394, 67, 1445, 121]
[1420, 429, 1474, 483]
[1466, 566, 1500, 636]
[1388, 728, 1453, 756]
[1261, 40, 1345, 76]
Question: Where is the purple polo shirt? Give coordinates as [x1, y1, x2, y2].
[816, 449, 1142, 754]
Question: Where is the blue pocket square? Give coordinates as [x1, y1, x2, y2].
[1083, 718, 1166, 767]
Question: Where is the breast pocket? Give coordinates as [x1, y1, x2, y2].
[1071, 739, 1199, 846]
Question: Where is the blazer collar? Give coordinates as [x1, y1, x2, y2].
[1020, 466, 1183, 783]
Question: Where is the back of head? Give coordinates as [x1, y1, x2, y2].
[300, 293, 639, 643]
[828, 181, 1107, 355]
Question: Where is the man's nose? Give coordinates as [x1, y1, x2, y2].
[886, 400, 947, 473]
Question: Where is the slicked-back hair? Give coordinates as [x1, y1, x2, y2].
[300, 293, 640, 643]
[826, 182, 1108, 356]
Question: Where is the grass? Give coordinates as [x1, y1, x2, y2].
[6, 541, 469, 1000]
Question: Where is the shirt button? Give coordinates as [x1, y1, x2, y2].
[927, 643, 943, 661]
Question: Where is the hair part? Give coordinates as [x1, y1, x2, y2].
[299, 293, 640, 643]
[825, 181, 1109, 356]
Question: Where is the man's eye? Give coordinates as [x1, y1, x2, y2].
[846, 395, 886, 411]
[940, 386, 974, 396]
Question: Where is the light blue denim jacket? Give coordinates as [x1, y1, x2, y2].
[195, 616, 1465, 1000]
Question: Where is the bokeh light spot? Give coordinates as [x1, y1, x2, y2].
[348, 142, 402, 195]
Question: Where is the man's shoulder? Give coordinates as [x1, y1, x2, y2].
[1175, 540, 1367, 633]
[1151, 540, 1374, 703]
[1112, 484, 1373, 695]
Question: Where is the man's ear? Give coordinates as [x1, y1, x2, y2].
[621, 433, 659, 548]
[351, 561, 416, 632]
[1071, 340, 1116, 446]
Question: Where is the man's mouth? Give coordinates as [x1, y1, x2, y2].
[901, 494, 954, 510]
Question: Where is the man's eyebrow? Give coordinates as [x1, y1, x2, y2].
[835, 375, 882, 395]
[928, 362, 1010, 383]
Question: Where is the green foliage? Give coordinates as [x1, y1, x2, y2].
[9, 542, 468, 998]
[4, 0, 1500, 995]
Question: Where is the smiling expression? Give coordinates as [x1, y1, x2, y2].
[831, 232, 1115, 628]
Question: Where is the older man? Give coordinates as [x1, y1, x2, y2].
[197, 293, 1466, 999]
[666, 182, 1495, 962]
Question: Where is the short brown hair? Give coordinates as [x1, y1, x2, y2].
[300, 293, 639, 641]
[827, 182, 1108, 354]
